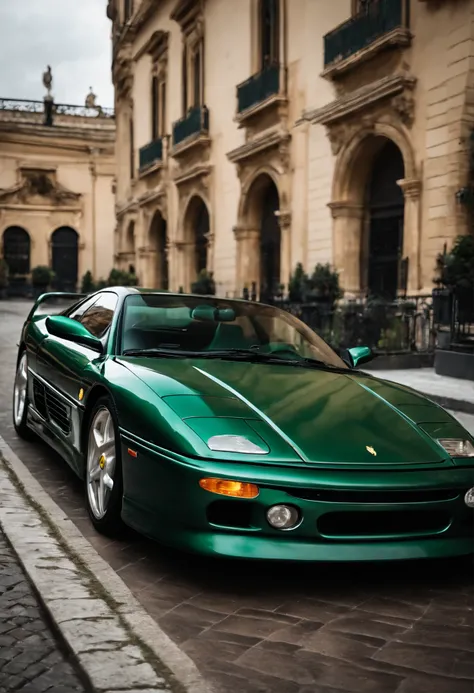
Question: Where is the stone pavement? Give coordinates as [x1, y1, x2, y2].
[364, 367, 474, 415]
[0, 529, 87, 693]
[0, 300, 473, 693]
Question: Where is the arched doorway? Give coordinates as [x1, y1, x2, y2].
[2, 226, 30, 295]
[149, 211, 168, 289]
[259, 178, 280, 302]
[366, 139, 405, 299]
[184, 196, 210, 288]
[51, 227, 79, 292]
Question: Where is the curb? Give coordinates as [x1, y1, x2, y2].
[0, 434, 214, 693]
[420, 393, 474, 417]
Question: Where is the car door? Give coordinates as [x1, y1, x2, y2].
[34, 292, 119, 468]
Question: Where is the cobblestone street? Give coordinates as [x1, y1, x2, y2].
[0, 300, 473, 693]
[0, 529, 87, 693]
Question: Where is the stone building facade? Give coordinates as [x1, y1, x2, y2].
[109, 0, 474, 299]
[0, 98, 116, 294]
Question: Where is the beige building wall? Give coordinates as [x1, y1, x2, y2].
[0, 103, 116, 293]
[110, 0, 474, 300]
[302, 0, 474, 298]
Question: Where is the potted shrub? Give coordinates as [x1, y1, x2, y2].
[191, 269, 216, 295]
[0, 259, 9, 299]
[107, 268, 138, 286]
[308, 263, 343, 308]
[80, 270, 96, 294]
[31, 265, 54, 298]
[288, 263, 310, 302]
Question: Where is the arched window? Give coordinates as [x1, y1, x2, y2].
[2, 227, 30, 277]
[259, 0, 279, 69]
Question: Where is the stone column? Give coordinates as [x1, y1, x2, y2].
[233, 226, 260, 297]
[397, 178, 422, 294]
[276, 210, 292, 290]
[328, 202, 364, 296]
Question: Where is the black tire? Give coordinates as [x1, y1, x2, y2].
[84, 396, 125, 537]
[12, 351, 35, 441]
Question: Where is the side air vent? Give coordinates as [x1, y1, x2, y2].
[32, 376, 71, 435]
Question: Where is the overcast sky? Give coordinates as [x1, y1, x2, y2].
[0, 0, 114, 108]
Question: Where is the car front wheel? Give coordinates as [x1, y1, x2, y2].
[85, 397, 124, 536]
[13, 352, 34, 440]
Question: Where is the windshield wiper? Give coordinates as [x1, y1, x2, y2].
[121, 348, 347, 372]
[122, 348, 197, 358]
[194, 349, 348, 371]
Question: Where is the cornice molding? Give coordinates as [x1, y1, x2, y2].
[301, 73, 416, 127]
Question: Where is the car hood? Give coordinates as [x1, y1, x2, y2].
[117, 357, 463, 466]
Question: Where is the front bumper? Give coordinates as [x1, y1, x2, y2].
[120, 434, 474, 562]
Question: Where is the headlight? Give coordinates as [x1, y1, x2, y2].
[207, 434, 269, 455]
[437, 438, 474, 458]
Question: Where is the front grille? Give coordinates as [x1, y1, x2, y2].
[284, 488, 459, 504]
[207, 501, 256, 529]
[32, 376, 70, 435]
[317, 510, 452, 540]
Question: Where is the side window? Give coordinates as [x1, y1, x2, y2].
[80, 293, 119, 338]
[68, 296, 99, 321]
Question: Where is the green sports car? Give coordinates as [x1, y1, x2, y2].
[13, 287, 474, 561]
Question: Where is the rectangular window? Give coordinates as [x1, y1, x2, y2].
[151, 76, 158, 141]
[129, 116, 134, 179]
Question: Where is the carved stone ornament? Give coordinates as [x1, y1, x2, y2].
[0, 169, 81, 207]
[392, 93, 415, 128]
[326, 124, 351, 156]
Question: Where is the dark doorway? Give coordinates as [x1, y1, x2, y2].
[150, 212, 168, 290]
[51, 227, 79, 292]
[367, 140, 405, 300]
[2, 226, 31, 295]
[193, 198, 209, 277]
[259, 180, 280, 303]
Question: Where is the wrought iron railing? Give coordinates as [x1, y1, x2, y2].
[236, 63, 281, 113]
[139, 137, 163, 170]
[433, 287, 474, 353]
[0, 98, 114, 118]
[323, 0, 408, 67]
[242, 287, 434, 355]
[172, 105, 209, 147]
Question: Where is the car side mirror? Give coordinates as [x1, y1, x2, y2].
[46, 315, 103, 353]
[347, 346, 374, 369]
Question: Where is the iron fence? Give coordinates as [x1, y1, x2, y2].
[433, 287, 474, 353]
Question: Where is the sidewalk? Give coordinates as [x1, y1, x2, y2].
[0, 530, 87, 693]
[0, 437, 212, 693]
[364, 367, 474, 415]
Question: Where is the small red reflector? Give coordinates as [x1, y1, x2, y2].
[127, 448, 138, 458]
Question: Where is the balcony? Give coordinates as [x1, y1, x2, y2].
[138, 137, 163, 172]
[323, 0, 411, 78]
[236, 63, 283, 116]
[172, 105, 209, 149]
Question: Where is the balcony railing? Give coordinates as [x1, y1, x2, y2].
[0, 98, 114, 119]
[324, 0, 408, 68]
[237, 63, 280, 114]
[139, 137, 163, 171]
[172, 105, 209, 148]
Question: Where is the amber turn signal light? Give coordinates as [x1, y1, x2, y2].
[199, 478, 259, 499]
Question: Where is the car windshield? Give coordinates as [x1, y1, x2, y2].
[119, 294, 348, 369]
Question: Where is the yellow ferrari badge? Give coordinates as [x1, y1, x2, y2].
[78, 388, 84, 401]
[366, 445, 377, 456]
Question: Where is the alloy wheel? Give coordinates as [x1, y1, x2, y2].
[87, 407, 117, 520]
[13, 353, 28, 427]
